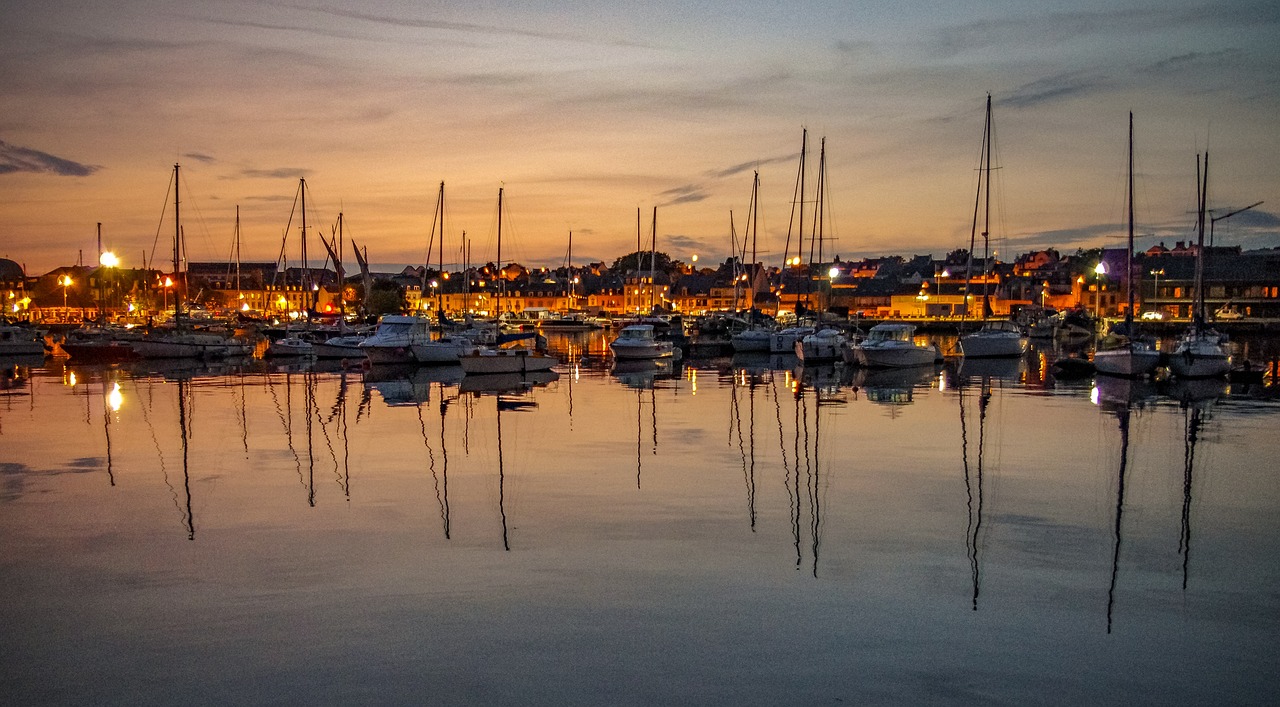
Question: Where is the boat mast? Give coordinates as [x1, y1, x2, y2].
[980, 95, 993, 322]
[649, 206, 657, 313]
[566, 230, 573, 308]
[299, 178, 311, 319]
[234, 205, 242, 308]
[1125, 112, 1135, 328]
[173, 163, 184, 318]
[438, 182, 446, 319]
[1194, 152, 1209, 327]
[750, 170, 759, 312]
[497, 187, 504, 317]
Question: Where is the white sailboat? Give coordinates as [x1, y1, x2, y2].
[959, 95, 1028, 360]
[610, 323, 675, 359]
[460, 187, 557, 376]
[1094, 113, 1161, 378]
[1168, 152, 1231, 379]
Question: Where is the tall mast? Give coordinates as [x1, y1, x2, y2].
[174, 163, 183, 316]
[567, 230, 573, 306]
[438, 181, 445, 318]
[299, 178, 311, 316]
[1194, 152, 1208, 325]
[234, 205, 242, 306]
[1125, 112, 1135, 326]
[650, 206, 657, 312]
[981, 94, 993, 321]
[335, 212, 345, 323]
[750, 170, 759, 311]
[497, 187, 504, 315]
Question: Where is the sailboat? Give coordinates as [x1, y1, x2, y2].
[267, 179, 318, 358]
[459, 187, 557, 375]
[1168, 152, 1232, 379]
[411, 182, 484, 364]
[959, 95, 1028, 360]
[1094, 113, 1161, 378]
[129, 164, 243, 360]
[313, 211, 370, 359]
[611, 207, 676, 360]
[730, 171, 773, 353]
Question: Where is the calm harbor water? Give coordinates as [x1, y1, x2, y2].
[3, 333, 1279, 705]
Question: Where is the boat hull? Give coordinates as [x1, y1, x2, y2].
[1093, 347, 1161, 378]
[854, 343, 937, 368]
[959, 330, 1028, 358]
[459, 350, 557, 375]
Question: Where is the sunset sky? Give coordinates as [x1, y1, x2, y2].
[3, 0, 1278, 275]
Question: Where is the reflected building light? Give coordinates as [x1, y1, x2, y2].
[107, 382, 123, 412]
[67, 371, 77, 387]
[938, 372, 948, 392]
[1090, 385, 1100, 406]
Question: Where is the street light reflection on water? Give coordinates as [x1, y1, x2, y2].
[2, 348, 1279, 704]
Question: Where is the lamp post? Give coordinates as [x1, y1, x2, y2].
[162, 276, 173, 312]
[1093, 262, 1107, 321]
[99, 251, 118, 319]
[1149, 268, 1163, 310]
[59, 275, 73, 310]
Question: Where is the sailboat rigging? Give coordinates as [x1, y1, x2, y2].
[959, 95, 1028, 359]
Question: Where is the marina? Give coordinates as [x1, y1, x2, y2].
[2, 329, 1279, 703]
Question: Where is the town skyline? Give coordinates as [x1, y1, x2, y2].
[3, 1, 1278, 274]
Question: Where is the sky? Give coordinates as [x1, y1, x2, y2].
[3, 0, 1279, 275]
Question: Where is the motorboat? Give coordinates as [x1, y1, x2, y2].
[794, 328, 846, 363]
[610, 324, 675, 360]
[960, 320, 1028, 359]
[265, 335, 315, 357]
[358, 314, 432, 365]
[0, 323, 46, 356]
[770, 325, 813, 355]
[411, 334, 481, 364]
[729, 326, 772, 353]
[851, 323, 939, 368]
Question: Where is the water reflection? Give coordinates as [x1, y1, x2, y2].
[3, 354, 1279, 704]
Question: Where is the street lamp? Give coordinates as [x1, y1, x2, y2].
[1093, 262, 1107, 321]
[59, 275, 73, 310]
[1149, 268, 1164, 310]
[98, 251, 118, 318]
[162, 276, 173, 312]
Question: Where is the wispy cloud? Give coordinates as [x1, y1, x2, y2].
[705, 154, 793, 180]
[240, 167, 310, 179]
[1142, 49, 1242, 75]
[657, 184, 708, 207]
[1001, 72, 1105, 109]
[0, 141, 99, 176]
[290, 4, 655, 50]
[184, 152, 216, 164]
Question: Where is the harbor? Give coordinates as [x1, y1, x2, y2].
[3, 330, 1280, 703]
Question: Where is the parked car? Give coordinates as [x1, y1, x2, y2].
[1140, 310, 1164, 321]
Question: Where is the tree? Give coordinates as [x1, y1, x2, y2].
[611, 250, 679, 275]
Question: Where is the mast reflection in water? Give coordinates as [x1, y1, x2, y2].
[2, 354, 1278, 705]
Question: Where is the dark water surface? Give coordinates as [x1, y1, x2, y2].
[2, 345, 1278, 705]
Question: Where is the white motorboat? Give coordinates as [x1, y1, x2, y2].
[794, 328, 846, 362]
[0, 324, 46, 356]
[312, 334, 367, 359]
[610, 324, 675, 360]
[770, 326, 814, 355]
[411, 334, 481, 364]
[265, 335, 315, 357]
[851, 323, 939, 368]
[960, 320, 1028, 359]
[359, 314, 431, 364]
[730, 327, 771, 353]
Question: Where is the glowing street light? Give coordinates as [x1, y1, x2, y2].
[1093, 262, 1107, 320]
[162, 276, 173, 311]
[59, 275, 73, 309]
